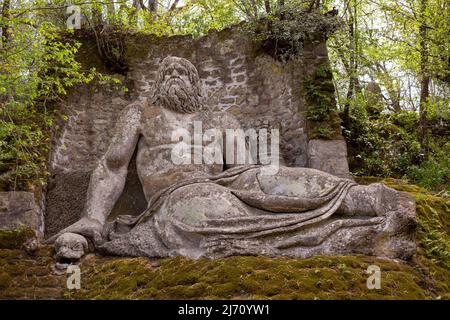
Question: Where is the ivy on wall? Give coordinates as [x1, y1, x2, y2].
[303, 64, 342, 140]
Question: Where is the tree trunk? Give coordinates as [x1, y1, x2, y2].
[309, 0, 322, 11]
[419, 0, 430, 159]
[264, 0, 271, 14]
[250, 0, 258, 21]
[149, 0, 158, 13]
[390, 88, 401, 112]
[371, 62, 401, 112]
[92, 3, 104, 29]
[1, 0, 11, 47]
[278, 0, 285, 19]
[130, 0, 141, 26]
[170, 0, 180, 11]
[343, 3, 358, 127]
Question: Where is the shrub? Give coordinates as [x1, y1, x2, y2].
[407, 157, 450, 192]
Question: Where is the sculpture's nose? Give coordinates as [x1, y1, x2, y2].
[171, 68, 179, 77]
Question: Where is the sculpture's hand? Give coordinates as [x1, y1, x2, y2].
[46, 217, 104, 246]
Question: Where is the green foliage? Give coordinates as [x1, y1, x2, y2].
[374, 0, 450, 84]
[415, 191, 449, 266]
[407, 157, 450, 192]
[253, 5, 341, 61]
[304, 65, 342, 139]
[66, 254, 433, 300]
[315, 127, 334, 139]
[0, 4, 111, 190]
[0, 110, 50, 189]
[345, 91, 449, 191]
[327, 0, 448, 191]
[173, 0, 243, 38]
[72, 0, 244, 38]
[0, 0, 447, 193]
[345, 95, 420, 177]
[305, 67, 335, 121]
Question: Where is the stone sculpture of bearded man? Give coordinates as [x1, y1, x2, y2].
[48, 56, 416, 263]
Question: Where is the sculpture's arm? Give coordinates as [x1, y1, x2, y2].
[82, 104, 142, 226]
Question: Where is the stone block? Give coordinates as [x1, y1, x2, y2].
[307, 140, 352, 179]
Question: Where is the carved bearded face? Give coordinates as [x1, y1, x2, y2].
[153, 56, 203, 113]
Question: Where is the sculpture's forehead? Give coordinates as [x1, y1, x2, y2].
[163, 62, 187, 70]
[56, 238, 76, 248]
[160, 56, 196, 69]
[55, 233, 87, 247]
[162, 60, 189, 70]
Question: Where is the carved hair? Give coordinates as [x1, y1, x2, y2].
[152, 56, 203, 113]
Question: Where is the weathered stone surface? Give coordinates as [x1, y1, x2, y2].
[45, 171, 91, 237]
[308, 140, 351, 179]
[47, 57, 416, 263]
[0, 192, 43, 238]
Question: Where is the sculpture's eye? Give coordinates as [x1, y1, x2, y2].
[164, 68, 173, 77]
[72, 244, 82, 250]
[176, 67, 187, 76]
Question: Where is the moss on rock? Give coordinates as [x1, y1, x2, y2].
[303, 64, 343, 140]
[0, 230, 35, 250]
[0, 246, 65, 300]
[64, 254, 435, 300]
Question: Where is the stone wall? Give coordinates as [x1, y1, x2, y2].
[45, 27, 350, 237]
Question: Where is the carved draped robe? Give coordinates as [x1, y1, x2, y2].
[98, 165, 406, 259]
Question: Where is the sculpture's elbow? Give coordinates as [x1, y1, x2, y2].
[89, 159, 127, 195]
[104, 150, 131, 173]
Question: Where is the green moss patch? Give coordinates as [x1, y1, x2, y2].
[303, 64, 343, 140]
[0, 230, 35, 249]
[0, 246, 65, 300]
[65, 254, 434, 300]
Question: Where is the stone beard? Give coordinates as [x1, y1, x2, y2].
[152, 56, 203, 113]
